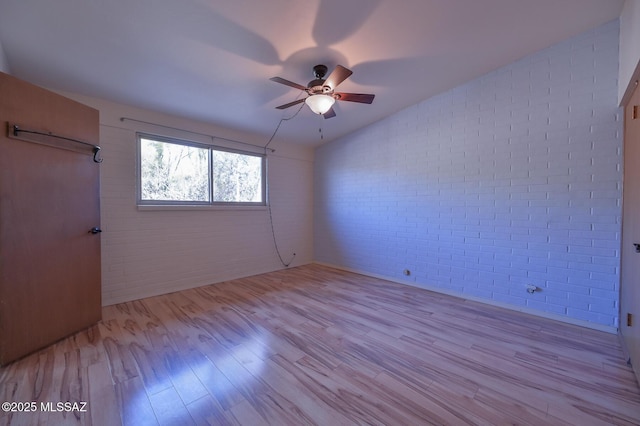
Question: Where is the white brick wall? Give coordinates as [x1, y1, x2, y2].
[315, 20, 622, 328]
[63, 93, 314, 306]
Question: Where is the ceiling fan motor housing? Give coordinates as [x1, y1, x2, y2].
[308, 64, 333, 95]
[312, 64, 328, 78]
[307, 79, 333, 95]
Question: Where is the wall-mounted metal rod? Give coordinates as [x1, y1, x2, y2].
[12, 125, 102, 163]
[119, 117, 275, 153]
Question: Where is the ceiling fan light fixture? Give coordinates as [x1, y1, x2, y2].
[305, 94, 335, 115]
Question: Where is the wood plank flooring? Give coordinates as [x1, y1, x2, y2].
[1, 264, 639, 425]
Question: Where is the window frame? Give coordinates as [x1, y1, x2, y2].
[136, 132, 267, 208]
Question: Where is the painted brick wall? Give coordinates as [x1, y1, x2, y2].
[64, 93, 314, 306]
[315, 20, 622, 328]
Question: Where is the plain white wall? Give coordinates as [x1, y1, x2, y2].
[315, 20, 622, 330]
[619, 0, 640, 103]
[60, 92, 314, 305]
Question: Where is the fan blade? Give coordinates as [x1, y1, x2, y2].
[270, 77, 307, 91]
[275, 98, 306, 110]
[323, 107, 336, 119]
[335, 92, 375, 104]
[324, 65, 353, 90]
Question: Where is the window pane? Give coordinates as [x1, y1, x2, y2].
[212, 150, 263, 203]
[140, 138, 210, 202]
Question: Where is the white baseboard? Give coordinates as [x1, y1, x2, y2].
[313, 261, 618, 334]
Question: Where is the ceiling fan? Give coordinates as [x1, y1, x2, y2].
[270, 64, 375, 119]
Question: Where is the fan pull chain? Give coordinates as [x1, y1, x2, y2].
[318, 113, 325, 141]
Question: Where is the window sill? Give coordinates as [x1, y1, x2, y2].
[137, 204, 268, 211]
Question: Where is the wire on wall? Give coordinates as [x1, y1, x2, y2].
[263, 101, 305, 151]
[263, 102, 305, 267]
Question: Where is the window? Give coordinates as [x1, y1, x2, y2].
[137, 133, 265, 206]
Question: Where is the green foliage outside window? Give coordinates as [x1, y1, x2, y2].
[138, 134, 264, 205]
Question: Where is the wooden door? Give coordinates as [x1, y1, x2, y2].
[0, 72, 101, 365]
[621, 81, 640, 385]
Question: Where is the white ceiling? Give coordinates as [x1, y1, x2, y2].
[0, 0, 624, 147]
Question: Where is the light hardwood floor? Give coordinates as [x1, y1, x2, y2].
[1, 264, 639, 425]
